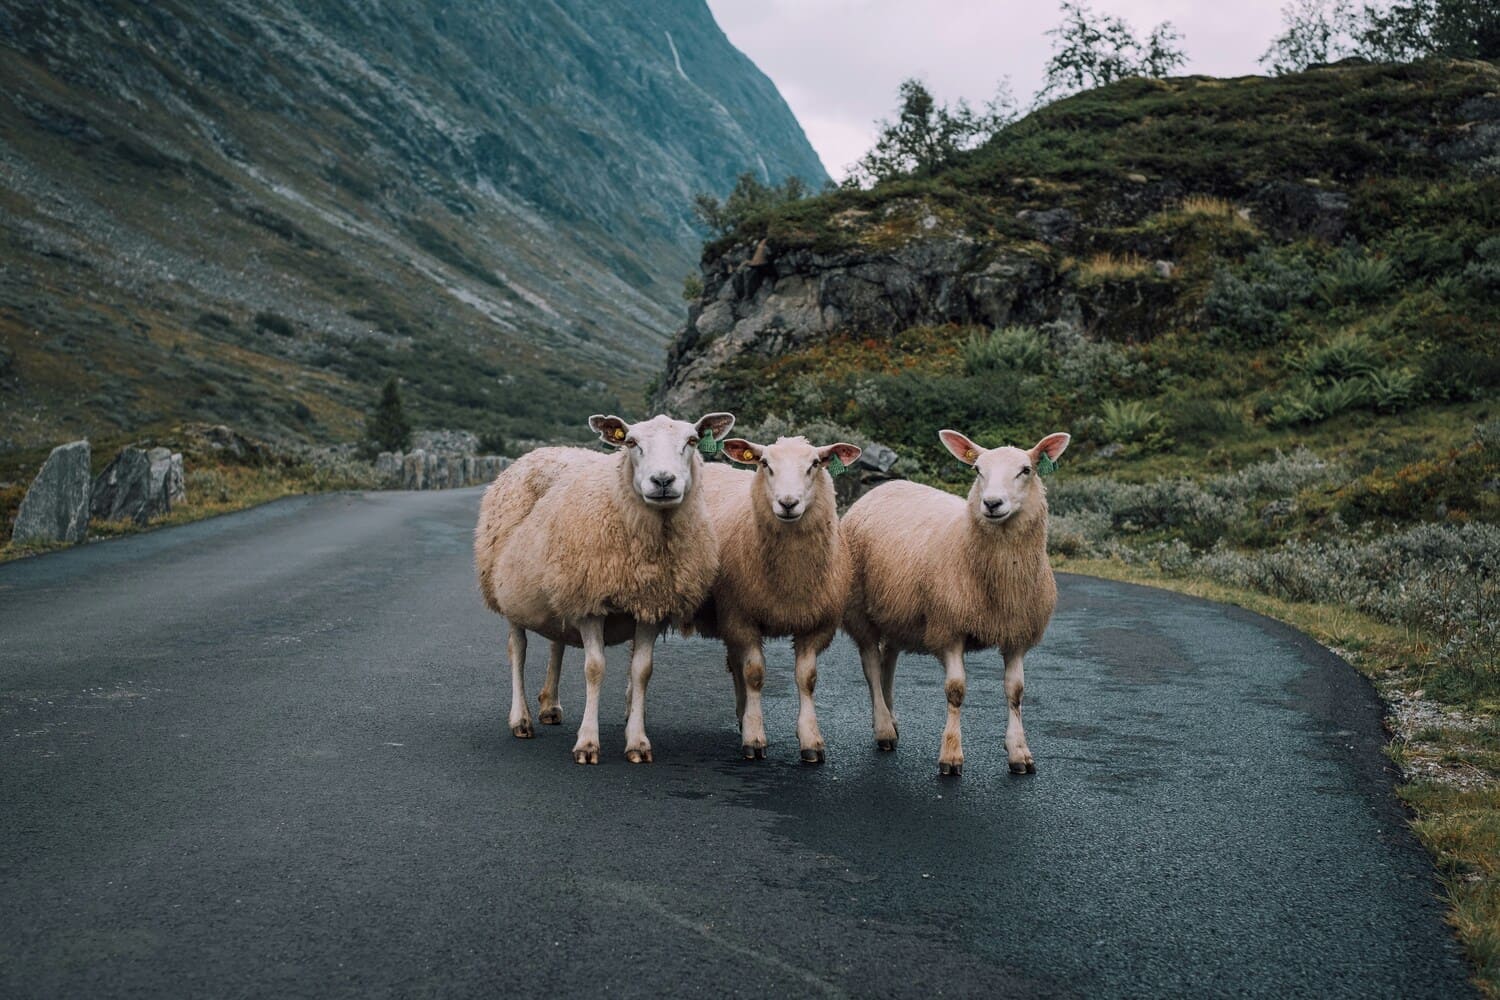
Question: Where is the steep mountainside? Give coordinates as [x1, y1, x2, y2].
[0, 0, 826, 450]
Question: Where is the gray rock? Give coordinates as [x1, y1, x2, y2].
[375, 452, 401, 487]
[1016, 207, 1077, 245]
[1153, 260, 1175, 279]
[147, 447, 186, 506]
[91, 447, 167, 525]
[11, 440, 91, 545]
[411, 430, 479, 456]
[1250, 181, 1349, 243]
[853, 441, 898, 474]
[401, 450, 427, 490]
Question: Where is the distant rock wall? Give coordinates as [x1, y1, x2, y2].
[375, 451, 509, 490]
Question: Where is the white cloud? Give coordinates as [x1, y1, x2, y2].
[708, 0, 1293, 180]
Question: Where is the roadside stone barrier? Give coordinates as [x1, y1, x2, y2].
[377, 451, 508, 490]
[11, 440, 92, 544]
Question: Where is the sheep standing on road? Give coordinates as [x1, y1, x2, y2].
[475, 412, 734, 764]
[842, 429, 1071, 775]
[693, 436, 862, 763]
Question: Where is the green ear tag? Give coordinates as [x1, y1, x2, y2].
[828, 454, 848, 477]
[1037, 453, 1058, 477]
[698, 430, 720, 456]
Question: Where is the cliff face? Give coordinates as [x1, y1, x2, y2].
[656, 61, 1500, 422]
[0, 0, 826, 448]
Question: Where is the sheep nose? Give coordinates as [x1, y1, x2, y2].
[984, 498, 1006, 514]
[778, 497, 798, 511]
[650, 472, 677, 489]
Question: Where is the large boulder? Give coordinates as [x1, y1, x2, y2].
[411, 429, 479, 456]
[147, 447, 186, 505]
[11, 440, 91, 545]
[91, 447, 167, 525]
[401, 450, 426, 490]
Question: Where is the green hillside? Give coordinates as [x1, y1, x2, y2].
[661, 58, 1500, 989]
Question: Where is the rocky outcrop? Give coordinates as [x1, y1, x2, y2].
[410, 430, 480, 457]
[11, 440, 91, 544]
[90, 447, 168, 525]
[378, 451, 509, 490]
[659, 237, 1059, 413]
[147, 447, 186, 506]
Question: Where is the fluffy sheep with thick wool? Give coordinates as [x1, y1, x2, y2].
[693, 435, 861, 763]
[841, 429, 1070, 775]
[475, 412, 733, 764]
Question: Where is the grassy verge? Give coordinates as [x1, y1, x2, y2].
[1056, 555, 1499, 996]
[1, 426, 375, 564]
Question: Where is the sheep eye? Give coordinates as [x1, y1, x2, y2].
[1019, 466, 1032, 477]
[624, 438, 637, 449]
[686, 438, 698, 450]
[761, 461, 772, 472]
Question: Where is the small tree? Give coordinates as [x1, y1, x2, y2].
[1261, 0, 1500, 73]
[1259, 0, 1359, 74]
[1036, 2, 1187, 102]
[366, 377, 411, 454]
[848, 79, 1017, 187]
[692, 172, 808, 238]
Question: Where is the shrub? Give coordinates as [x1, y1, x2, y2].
[963, 325, 1047, 374]
[365, 377, 412, 454]
[682, 274, 704, 301]
[1363, 367, 1418, 413]
[254, 311, 296, 337]
[1097, 399, 1164, 443]
[1318, 251, 1395, 306]
[1204, 248, 1319, 346]
[1169, 397, 1244, 444]
[1291, 332, 1381, 384]
[1266, 378, 1368, 427]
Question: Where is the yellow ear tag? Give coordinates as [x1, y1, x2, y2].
[741, 449, 755, 462]
[613, 428, 625, 440]
[965, 449, 978, 462]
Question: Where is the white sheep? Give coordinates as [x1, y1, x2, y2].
[692, 435, 862, 763]
[841, 429, 1070, 775]
[474, 412, 734, 764]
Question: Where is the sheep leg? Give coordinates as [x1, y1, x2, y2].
[739, 641, 768, 760]
[537, 640, 564, 725]
[1004, 650, 1035, 774]
[624, 621, 658, 763]
[859, 641, 898, 751]
[879, 644, 900, 738]
[571, 617, 606, 765]
[727, 646, 747, 724]
[507, 624, 533, 739]
[938, 646, 966, 776]
[793, 639, 825, 765]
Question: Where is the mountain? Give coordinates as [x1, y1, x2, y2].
[0, 0, 826, 451]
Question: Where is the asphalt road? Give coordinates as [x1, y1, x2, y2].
[0, 487, 1474, 998]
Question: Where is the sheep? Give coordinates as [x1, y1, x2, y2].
[474, 411, 735, 764]
[841, 429, 1071, 776]
[692, 436, 862, 763]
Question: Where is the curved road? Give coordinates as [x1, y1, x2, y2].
[0, 488, 1473, 997]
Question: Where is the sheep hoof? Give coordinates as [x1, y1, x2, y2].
[538, 707, 562, 725]
[1009, 760, 1037, 775]
[511, 720, 534, 739]
[875, 738, 898, 752]
[741, 744, 766, 760]
[625, 748, 654, 764]
[799, 748, 825, 765]
[572, 747, 600, 765]
[938, 761, 963, 777]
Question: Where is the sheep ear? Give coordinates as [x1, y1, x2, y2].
[721, 438, 762, 465]
[818, 443, 861, 468]
[695, 412, 735, 442]
[1031, 432, 1071, 461]
[589, 414, 630, 448]
[939, 429, 982, 465]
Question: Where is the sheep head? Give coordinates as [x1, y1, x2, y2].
[720, 435, 861, 523]
[939, 429, 1070, 527]
[589, 412, 735, 508]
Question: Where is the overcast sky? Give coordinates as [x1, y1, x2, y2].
[707, 1, 1294, 180]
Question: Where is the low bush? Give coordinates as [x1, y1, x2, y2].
[963, 325, 1047, 374]
[1319, 251, 1395, 306]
